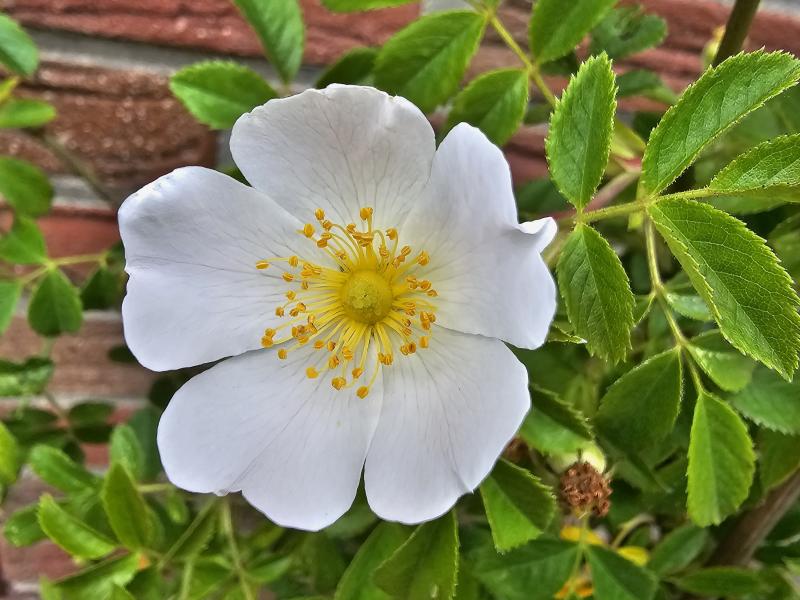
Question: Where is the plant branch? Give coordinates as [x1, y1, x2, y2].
[221, 498, 254, 600]
[713, 0, 762, 66]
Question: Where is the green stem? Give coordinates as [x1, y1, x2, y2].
[221, 498, 254, 600]
[577, 198, 650, 224]
[158, 499, 218, 569]
[488, 14, 557, 107]
[51, 252, 107, 267]
[138, 483, 174, 494]
[713, 0, 762, 66]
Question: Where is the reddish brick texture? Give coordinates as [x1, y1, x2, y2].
[2, 0, 800, 592]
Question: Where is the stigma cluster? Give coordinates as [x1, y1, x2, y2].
[255, 207, 439, 398]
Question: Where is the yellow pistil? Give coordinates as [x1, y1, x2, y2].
[255, 207, 439, 397]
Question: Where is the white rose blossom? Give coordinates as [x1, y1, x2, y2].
[119, 85, 556, 531]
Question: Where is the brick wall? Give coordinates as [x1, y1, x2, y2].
[1, 0, 800, 595]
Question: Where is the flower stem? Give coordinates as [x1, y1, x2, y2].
[713, 0, 762, 66]
[221, 498, 254, 600]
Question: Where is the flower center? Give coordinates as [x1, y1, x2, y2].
[340, 271, 393, 324]
[255, 207, 438, 398]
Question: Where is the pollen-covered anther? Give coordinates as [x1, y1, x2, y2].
[257, 208, 439, 396]
[256, 260, 270, 270]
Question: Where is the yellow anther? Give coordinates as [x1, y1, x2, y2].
[352, 367, 364, 378]
[419, 280, 431, 291]
[315, 208, 325, 221]
[427, 290, 438, 297]
[380, 245, 389, 258]
[264, 328, 276, 337]
[328, 356, 340, 369]
[400, 344, 410, 356]
[400, 246, 411, 256]
[332, 377, 346, 390]
[316, 238, 328, 248]
[314, 340, 325, 349]
[278, 349, 288, 359]
[288, 255, 299, 267]
[327, 341, 337, 352]
[342, 347, 354, 360]
[323, 220, 333, 230]
[306, 367, 319, 379]
[261, 336, 274, 348]
[301, 281, 309, 290]
[387, 228, 398, 240]
[357, 386, 369, 399]
[286, 290, 296, 300]
[360, 207, 374, 220]
[275, 307, 285, 317]
[417, 251, 430, 265]
[256, 260, 270, 270]
[282, 272, 294, 282]
[303, 223, 315, 238]
[420, 336, 429, 348]
[346, 223, 356, 233]
[407, 342, 417, 354]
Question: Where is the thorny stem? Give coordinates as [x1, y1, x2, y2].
[713, 0, 762, 66]
[222, 498, 255, 600]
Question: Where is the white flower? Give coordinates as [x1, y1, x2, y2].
[119, 85, 556, 531]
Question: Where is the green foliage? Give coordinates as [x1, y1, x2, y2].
[446, 69, 528, 146]
[758, 430, 800, 491]
[585, 544, 657, 600]
[0, 216, 46, 264]
[334, 522, 409, 600]
[642, 51, 800, 195]
[595, 348, 682, 453]
[374, 510, 459, 600]
[687, 330, 755, 392]
[101, 463, 153, 549]
[232, 0, 304, 83]
[529, 0, 616, 63]
[687, 391, 755, 526]
[29, 445, 98, 493]
[322, 0, 414, 11]
[0, 420, 19, 485]
[472, 539, 579, 600]
[170, 61, 277, 129]
[674, 567, 767, 596]
[28, 269, 84, 336]
[0, 98, 56, 128]
[374, 11, 486, 113]
[649, 198, 800, 379]
[0, 279, 21, 334]
[647, 523, 708, 575]
[480, 459, 556, 552]
[518, 386, 593, 455]
[4, 503, 46, 546]
[0, 357, 52, 396]
[546, 53, 617, 209]
[316, 47, 377, 88]
[557, 223, 634, 363]
[0, 157, 53, 217]
[0, 14, 38, 75]
[38, 494, 116, 559]
[109, 424, 146, 480]
[590, 5, 667, 60]
[730, 366, 800, 434]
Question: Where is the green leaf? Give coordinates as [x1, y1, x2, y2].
[641, 51, 800, 195]
[109, 424, 145, 481]
[0, 357, 53, 395]
[29, 445, 99, 493]
[445, 68, 528, 146]
[647, 523, 708, 575]
[664, 292, 712, 321]
[649, 198, 800, 379]
[770, 213, 800, 281]
[518, 386, 593, 455]
[616, 69, 677, 103]
[169, 501, 219, 559]
[687, 330, 755, 392]
[80, 267, 120, 310]
[590, 6, 667, 60]
[529, 0, 615, 63]
[0, 98, 56, 128]
[28, 269, 84, 336]
[374, 511, 459, 600]
[334, 522, 410, 600]
[709, 134, 800, 201]
[586, 544, 657, 600]
[0, 279, 21, 334]
[49, 553, 140, 600]
[595, 348, 682, 453]
[232, 0, 304, 83]
[0, 14, 38, 75]
[675, 567, 766, 597]
[0, 157, 53, 217]
[38, 494, 116, 559]
[0, 420, 20, 484]
[170, 61, 277, 129]
[730, 366, 800, 434]
[557, 223, 635, 363]
[4, 504, 46, 546]
[109, 585, 136, 600]
[472, 540, 580, 600]
[480, 459, 556, 552]
[687, 391, 755, 526]
[316, 47, 377, 88]
[101, 463, 153, 549]
[323, 0, 414, 11]
[374, 11, 486, 113]
[546, 54, 616, 209]
[0, 216, 46, 264]
[758, 429, 800, 491]
[68, 402, 114, 427]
